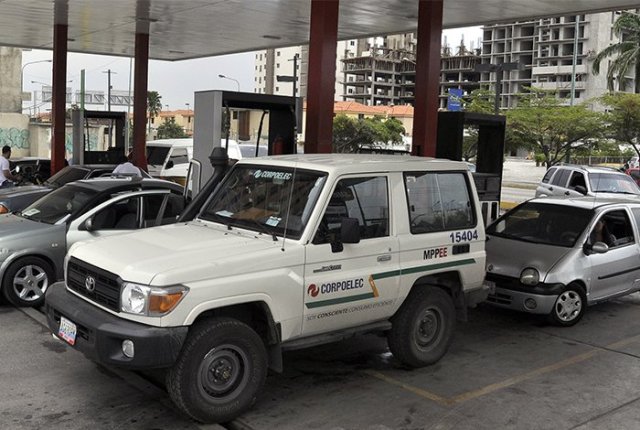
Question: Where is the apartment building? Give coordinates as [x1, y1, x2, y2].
[480, 10, 638, 109]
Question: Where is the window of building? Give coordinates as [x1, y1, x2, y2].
[277, 51, 281, 56]
[276, 86, 279, 92]
[277, 63, 280, 68]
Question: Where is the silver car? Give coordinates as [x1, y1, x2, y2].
[535, 165, 640, 198]
[0, 177, 184, 307]
[485, 197, 640, 326]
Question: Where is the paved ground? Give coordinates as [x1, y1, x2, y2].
[4, 293, 640, 430]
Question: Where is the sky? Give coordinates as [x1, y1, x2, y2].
[21, 27, 482, 113]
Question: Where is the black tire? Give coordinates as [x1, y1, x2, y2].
[548, 284, 586, 327]
[167, 318, 268, 424]
[2, 256, 54, 307]
[387, 287, 456, 368]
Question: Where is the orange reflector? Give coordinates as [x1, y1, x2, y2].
[149, 292, 184, 314]
[0, 205, 8, 214]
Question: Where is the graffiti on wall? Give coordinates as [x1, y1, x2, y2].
[0, 128, 29, 149]
[64, 131, 100, 153]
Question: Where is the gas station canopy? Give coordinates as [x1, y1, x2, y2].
[1, 0, 638, 61]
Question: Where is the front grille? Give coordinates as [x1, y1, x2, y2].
[486, 292, 512, 305]
[67, 257, 121, 312]
[486, 272, 520, 289]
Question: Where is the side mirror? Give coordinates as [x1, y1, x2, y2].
[575, 185, 587, 195]
[165, 160, 175, 169]
[584, 241, 608, 255]
[83, 216, 95, 232]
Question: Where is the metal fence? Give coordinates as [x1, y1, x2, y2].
[570, 156, 626, 166]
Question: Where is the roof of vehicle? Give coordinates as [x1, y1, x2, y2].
[552, 164, 625, 174]
[146, 138, 194, 147]
[526, 196, 640, 210]
[66, 176, 183, 193]
[235, 154, 468, 174]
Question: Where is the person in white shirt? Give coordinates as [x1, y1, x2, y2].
[0, 146, 18, 188]
[112, 154, 142, 177]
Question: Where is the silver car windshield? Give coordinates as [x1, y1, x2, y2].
[487, 202, 593, 247]
[589, 173, 640, 194]
[200, 165, 327, 240]
[18, 185, 97, 224]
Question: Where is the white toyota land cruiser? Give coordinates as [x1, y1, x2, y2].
[46, 154, 489, 423]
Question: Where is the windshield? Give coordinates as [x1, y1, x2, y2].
[147, 147, 170, 166]
[18, 185, 97, 224]
[45, 166, 90, 188]
[200, 165, 327, 240]
[589, 173, 640, 194]
[487, 202, 593, 247]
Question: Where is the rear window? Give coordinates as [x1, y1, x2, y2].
[45, 166, 90, 187]
[541, 167, 556, 184]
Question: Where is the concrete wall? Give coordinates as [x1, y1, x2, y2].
[0, 113, 30, 156]
[0, 47, 22, 113]
[27, 122, 109, 160]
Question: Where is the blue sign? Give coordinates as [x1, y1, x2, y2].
[447, 88, 464, 111]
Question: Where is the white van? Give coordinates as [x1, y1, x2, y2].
[146, 138, 242, 185]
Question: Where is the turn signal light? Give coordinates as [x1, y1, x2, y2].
[0, 204, 9, 214]
[149, 290, 187, 315]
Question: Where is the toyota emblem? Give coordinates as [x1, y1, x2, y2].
[85, 276, 96, 292]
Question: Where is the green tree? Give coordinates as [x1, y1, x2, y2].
[464, 87, 495, 114]
[506, 89, 605, 168]
[332, 114, 405, 153]
[147, 91, 163, 133]
[157, 117, 187, 139]
[592, 12, 640, 93]
[600, 92, 640, 157]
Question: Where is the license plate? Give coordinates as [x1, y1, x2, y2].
[483, 280, 496, 294]
[58, 316, 77, 346]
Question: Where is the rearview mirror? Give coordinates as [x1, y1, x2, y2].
[575, 185, 587, 195]
[165, 160, 175, 169]
[84, 217, 95, 232]
[341, 217, 361, 244]
[584, 241, 608, 255]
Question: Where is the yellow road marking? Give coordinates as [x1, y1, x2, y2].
[365, 334, 640, 406]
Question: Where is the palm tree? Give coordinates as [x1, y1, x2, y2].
[592, 12, 640, 93]
[147, 91, 163, 133]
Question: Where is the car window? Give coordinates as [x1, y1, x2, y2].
[487, 202, 592, 247]
[404, 172, 475, 234]
[87, 169, 114, 178]
[169, 148, 189, 165]
[568, 171, 587, 190]
[142, 194, 166, 227]
[541, 167, 556, 184]
[590, 209, 635, 248]
[550, 168, 571, 187]
[313, 176, 389, 245]
[93, 197, 140, 230]
[18, 185, 97, 224]
[160, 194, 185, 225]
[45, 166, 91, 187]
[147, 147, 170, 166]
[589, 173, 640, 195]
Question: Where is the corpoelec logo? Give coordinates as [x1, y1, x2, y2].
[305, 276, 380, 309]
[253, 170, 292, 181]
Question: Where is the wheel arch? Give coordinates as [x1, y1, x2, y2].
[398, 271, 464, 320]
[0, 252, 57, 287]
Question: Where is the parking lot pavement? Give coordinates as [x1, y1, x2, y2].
[4, 295, 640, 430]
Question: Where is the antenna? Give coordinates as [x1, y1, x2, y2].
[281, 166, 297, 252]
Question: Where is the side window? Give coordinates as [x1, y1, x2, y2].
[142, 194, 166, 227]
[590, 209, 635, 247]
[568, 171, 587, 190]
[405, 172, 475, 234]
[551, 168, 571, 187]
[169, 148, 189, 165]
[541, 167, 557, 184]
[160, 194, 185, 225]
[313, 176, 389, 244]
[88, 169, 113, 178]
[92, 197, 140, 230]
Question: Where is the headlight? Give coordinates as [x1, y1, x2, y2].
[520, 268, 540, 286]
[121, 282, 188, 316]
[0, 204, 9, 214]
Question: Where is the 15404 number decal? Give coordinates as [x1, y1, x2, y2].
[449, 230, 478, 243]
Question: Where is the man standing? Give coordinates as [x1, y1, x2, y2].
[0, 146, 17, 188]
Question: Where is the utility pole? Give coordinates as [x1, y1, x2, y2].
[103, 69, 117, 148]
[276, 53, 300, 152]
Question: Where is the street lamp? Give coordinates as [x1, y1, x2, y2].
[218, 74, 240, 92]
[21, 59, 52, 108]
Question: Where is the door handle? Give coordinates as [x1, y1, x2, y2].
[377, 255, 391, 262]
[564, 191, 570, 196]
[549, 187, 554, 191]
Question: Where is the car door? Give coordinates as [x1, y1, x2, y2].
[566, 171, 588, 197]
[587, 208, 640, 300]
[536, 167, 557, 197]
[302, 175, 399, 336]
[66, 189, 173, 248]
[548, 168, 572, 196]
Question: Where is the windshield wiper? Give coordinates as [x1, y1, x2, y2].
[247, 218, 278, 241]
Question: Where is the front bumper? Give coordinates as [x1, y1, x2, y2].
[486, 286, 558, 315]
[45, 281, 188, 369]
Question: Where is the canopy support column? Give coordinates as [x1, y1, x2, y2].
[51, 22, 68, 174]
[133, 32, 149, 171]
[304, 0, 339, 154]
[412, 0, 443, 157]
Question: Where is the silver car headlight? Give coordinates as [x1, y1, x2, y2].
[121, 282, 189, 316]
[520, 268, 540, 286]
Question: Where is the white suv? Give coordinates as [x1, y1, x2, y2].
[535, 165, 640, 198]
[46, 154, 490, 423]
